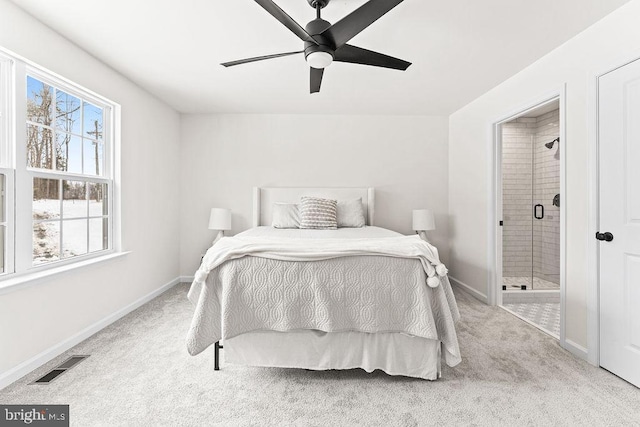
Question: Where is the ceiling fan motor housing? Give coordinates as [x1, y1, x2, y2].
[304, 18, 335, 61]
[307, 0, 330, 9]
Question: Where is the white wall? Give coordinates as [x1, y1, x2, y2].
[448, 0, 640, 350]
[0, 1, 180, 377]
[180, 114, 449, 276]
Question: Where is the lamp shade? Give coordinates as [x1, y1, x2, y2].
[208, 208, 232, 230]
[413, 209, 435, 231]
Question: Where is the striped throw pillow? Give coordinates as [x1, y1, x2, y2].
[299, 196, 338, 229]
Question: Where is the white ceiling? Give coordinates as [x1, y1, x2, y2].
[9, 0, 630, 115]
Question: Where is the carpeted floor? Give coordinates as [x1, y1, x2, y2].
[1, 283, 639, 426]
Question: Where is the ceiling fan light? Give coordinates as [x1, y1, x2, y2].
[306, 51, 333, 69]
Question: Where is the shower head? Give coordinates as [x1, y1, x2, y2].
[545, 137, 560, 149]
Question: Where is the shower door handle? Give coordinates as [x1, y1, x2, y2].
[534, 204, 544, 219]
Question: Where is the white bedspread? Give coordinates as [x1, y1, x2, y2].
[237, 225, 402, 239]
[191, 234, 448, 288]
[187, 233, 461, 367]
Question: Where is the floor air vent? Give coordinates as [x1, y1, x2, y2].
[32, 355, 89, 385]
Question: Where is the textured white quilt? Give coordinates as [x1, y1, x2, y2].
[187, 235, 461, 366]
[192, 235, 449, 288]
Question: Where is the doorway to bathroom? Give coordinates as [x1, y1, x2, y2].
[495, 96, 564, 339]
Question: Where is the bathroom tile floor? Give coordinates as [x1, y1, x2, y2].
[502, 302, 560, 338]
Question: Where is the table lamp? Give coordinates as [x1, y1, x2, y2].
[412, 209, 435, 242]
[209, 208, 232, 245]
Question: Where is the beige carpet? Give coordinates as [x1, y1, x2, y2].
[1, 283, 638, 426]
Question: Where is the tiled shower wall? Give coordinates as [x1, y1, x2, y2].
[533, 110, 560, 284]
[502, 109, 560, 286]
[502, 118, 535, 278]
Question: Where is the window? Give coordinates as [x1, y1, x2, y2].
[0, 173, 6, 273]
[27, 75, 110, 265]
[0, 55, 12, 276]
[0, 50, 118, 280]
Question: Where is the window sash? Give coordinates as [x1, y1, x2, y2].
[31, 174, 112, 265]
[0, 168, 15, 276]
[25, 69, 111, 179]
[0, 54, 12, 168]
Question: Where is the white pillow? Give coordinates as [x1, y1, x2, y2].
[299, 196, 338, 229]
[272, 203, 299, 229]
[337, 198, 366, 228]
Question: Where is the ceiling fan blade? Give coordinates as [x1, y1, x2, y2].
[333, 44, 411, 70]
[255, 0, 319, 45]
[322, 0, 405, 48]
[310, 67, 324, 93]
[221, 51, 303, 67]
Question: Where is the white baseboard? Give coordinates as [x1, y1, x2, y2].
[563, 338, 589, 362]
[179, 276, 194, 283]
[0, 276, 181, 390]
[449, 276, 488, 304]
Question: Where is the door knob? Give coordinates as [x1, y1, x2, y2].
[595, 232, 614, 242]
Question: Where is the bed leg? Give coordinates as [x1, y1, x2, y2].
[214, 341, 220, 371]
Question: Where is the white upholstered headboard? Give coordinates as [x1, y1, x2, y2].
[253, 187, 375, 227]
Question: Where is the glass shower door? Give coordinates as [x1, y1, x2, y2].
[502, 120, 534, 290]
[531, 113, 561, 290]
[502, 108, 561, 291]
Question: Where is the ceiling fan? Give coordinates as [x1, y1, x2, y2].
[222, 0, 411, 94]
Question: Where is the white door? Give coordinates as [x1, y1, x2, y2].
[598, 58, 640, 388]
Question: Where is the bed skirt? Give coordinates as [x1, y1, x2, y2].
[224, 330, 441, 380]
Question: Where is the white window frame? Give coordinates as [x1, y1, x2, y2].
[0, 47, 121, 284]
[0, 54, 15, 276]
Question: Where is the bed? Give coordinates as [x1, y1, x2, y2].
[186, 187, 461, 380]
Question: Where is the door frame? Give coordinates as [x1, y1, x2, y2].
[587, 50, 640, 366]
[489, 86, 567, 348]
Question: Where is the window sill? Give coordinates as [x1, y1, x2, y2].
[0, 251, 131, 295]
